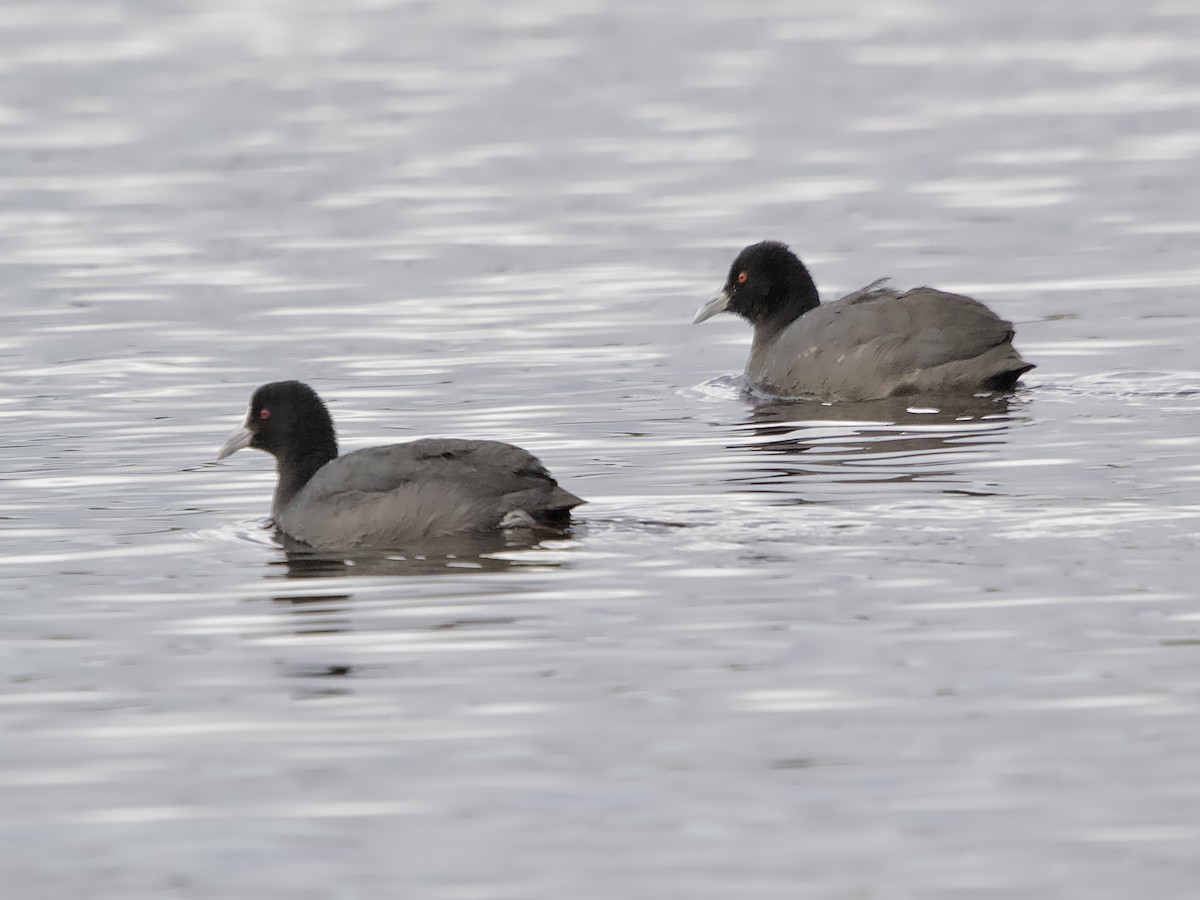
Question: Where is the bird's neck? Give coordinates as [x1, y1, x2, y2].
[752, 297, 818, 350]
[759, 268, 821, 336]
[749, 321, 785, 363]
[747, 277, 821, 377]
[272, 444, 337, 515]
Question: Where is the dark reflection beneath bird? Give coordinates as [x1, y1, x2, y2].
[722, 394, 1019, 495]
[216, 381, 584, 552]
[273, 530, 573, 580]
[748, 393, 1016, 427]
[695, 241, 1034, 401]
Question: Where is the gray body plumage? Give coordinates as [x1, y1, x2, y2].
[746, 282, 1032, 401]
[275, 438, 582, 551]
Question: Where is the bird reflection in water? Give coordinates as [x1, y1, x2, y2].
[265, 530, 571, 626]
[727, 394, 1024, 497]
[271, 527, 575, 580]
[261, 530, 574, 693]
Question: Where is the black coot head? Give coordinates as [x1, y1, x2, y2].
[217, 380, 337, 461]
[694, 240, 821, 326]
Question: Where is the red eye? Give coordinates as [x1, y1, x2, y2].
[737, 271, 748, 284]
[259, 409, 270, 420]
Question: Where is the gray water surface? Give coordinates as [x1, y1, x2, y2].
[3, 1, 1200, 898]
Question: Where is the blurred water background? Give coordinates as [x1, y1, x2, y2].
[2, 1, 1200, 897]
